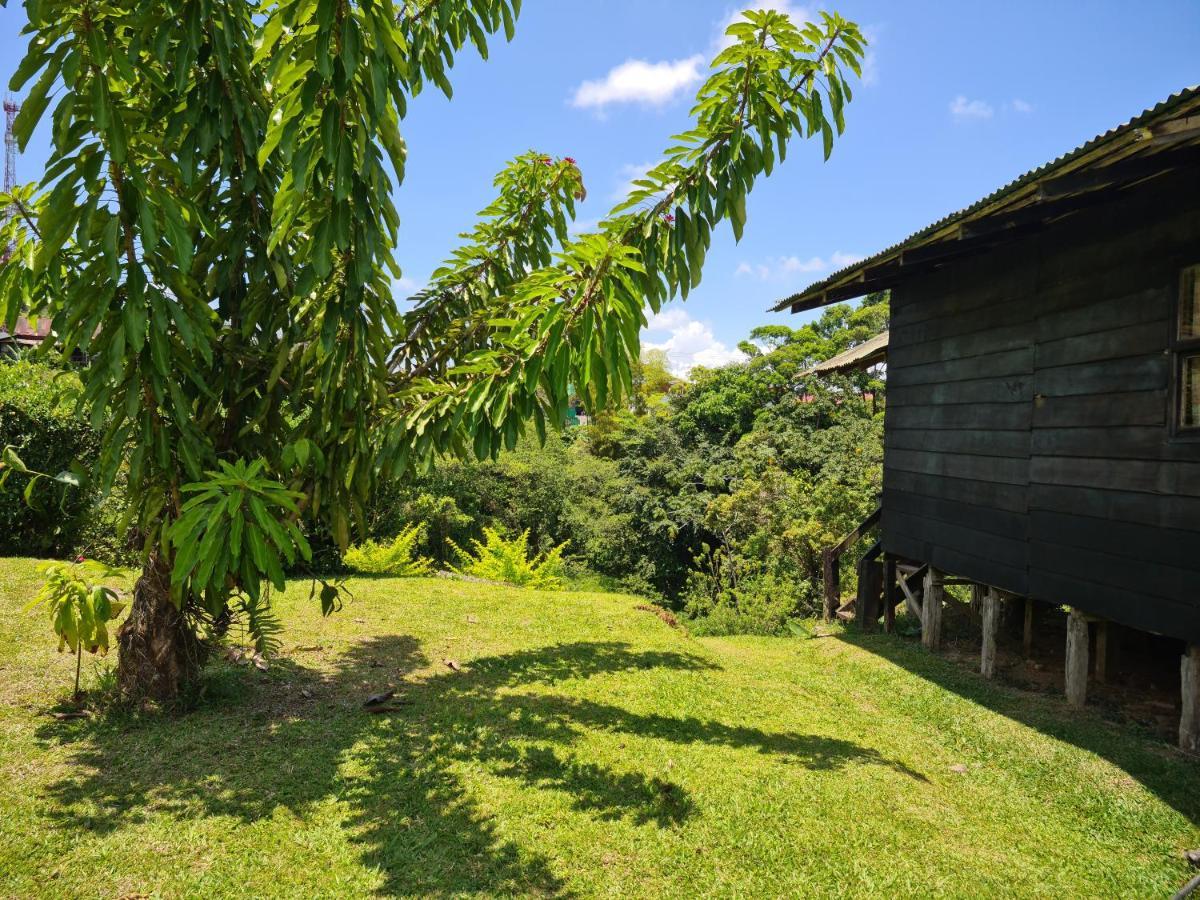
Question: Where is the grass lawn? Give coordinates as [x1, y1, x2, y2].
[2, 557, 1199, 898]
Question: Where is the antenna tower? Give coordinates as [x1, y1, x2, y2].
[3, 98, 17, 194]
[2, 98, 18, 263]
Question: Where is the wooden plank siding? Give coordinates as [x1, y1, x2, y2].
[881, 165, 1200, 641]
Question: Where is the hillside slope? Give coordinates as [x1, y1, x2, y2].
[1, 558, 1198, 898]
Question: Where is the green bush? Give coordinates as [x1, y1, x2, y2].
[450, 528, 567, 589]
[683, 569, 810, 637]
[344, 524, 435, 576]
[0, 360, 99, 557]
[73, 471, 138, 567]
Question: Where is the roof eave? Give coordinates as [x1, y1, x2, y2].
[771, 85, 1200, 314]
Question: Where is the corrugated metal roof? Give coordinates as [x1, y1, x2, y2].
[804, 329, 888, 375]
[772, 84, 1200, 313]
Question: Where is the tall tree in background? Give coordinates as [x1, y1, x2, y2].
[0, 0, 865, 701]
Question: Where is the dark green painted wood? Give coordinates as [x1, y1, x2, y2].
[887, 427, 1031, 459]
[880, 164, 1200, 642]
[1031, 391, 1167, 428]
[885, 469, 1028, 514]
[889, 376, 1031, 408]
[887, 402, 1032, 431]
[1029, 509, 1200, 572]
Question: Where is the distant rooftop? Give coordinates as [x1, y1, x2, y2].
[804, 330, 888, 376]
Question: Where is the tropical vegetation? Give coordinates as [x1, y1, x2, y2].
[0, 1, 866, 699]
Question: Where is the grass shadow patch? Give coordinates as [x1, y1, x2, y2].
[840, 630, 1200, 824]
[34, 637, 900, 895]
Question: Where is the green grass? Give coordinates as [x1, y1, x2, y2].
[2, 557, 1199, 898]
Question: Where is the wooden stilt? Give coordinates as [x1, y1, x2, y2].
[1023, 598, 1034, 658]
[1065, 609, 1089, 707]
[921, 567, 944, 652]
[1094, 622, 1109, 684]
[857, 553, 880, 634]
[980, 587, 999, 679]
[822, 549, 839, 623]
[883, 556, 897, 634]
[1180, 646, 1200, 753]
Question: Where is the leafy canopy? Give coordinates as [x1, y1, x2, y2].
[0, 0, 865, 637]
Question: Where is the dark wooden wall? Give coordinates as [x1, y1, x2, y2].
[882, 165, 1200, 642]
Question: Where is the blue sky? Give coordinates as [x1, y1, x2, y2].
[2, 1, 1197, 374]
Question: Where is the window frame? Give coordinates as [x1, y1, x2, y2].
[1171, 263, 1200, 437]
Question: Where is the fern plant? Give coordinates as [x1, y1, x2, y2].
[450, 529, 567, 590]
[344, 524, 435, 577]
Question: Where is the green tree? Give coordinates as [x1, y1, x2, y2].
[0, 2, 865, 700]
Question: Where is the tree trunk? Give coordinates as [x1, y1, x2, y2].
[116, 556, 206, 702]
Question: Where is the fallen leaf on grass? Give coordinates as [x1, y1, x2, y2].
[364, 700, 410, 714]
[223, 647, 269, 670]
[443, 658, 462, 671]
[49, 710, 90, 721]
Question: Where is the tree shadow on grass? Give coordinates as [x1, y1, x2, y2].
[839, 631, 1200, 825]
[36, 638, 920, 896]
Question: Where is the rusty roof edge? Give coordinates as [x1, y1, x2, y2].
[770, 84, 1200, 314]
[803, 329, 889, 375]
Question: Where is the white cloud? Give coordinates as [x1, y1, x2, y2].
[1011, 98, 1034, 113]
[859, 24, 880, 87]
[395, 275, 424, 298]
[571, 56, 704, 110]
[830, 250, 864, 268]
[643, 307, 746, 377]
[949, 95, 994, 121]
[568, 218, 601, 235]
[735, 251, 862, 281]
[577, 3, 876, 115]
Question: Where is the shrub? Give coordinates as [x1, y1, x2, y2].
[0, 360, 98, 557]
[344, 524, 435, 576]
[682, 555, 812, 637]
[450, 528, 567, 589]
[73, 472, 138, 567]
[396, 493, 471, 566]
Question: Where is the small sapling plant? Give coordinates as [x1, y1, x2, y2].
[26, 559, 126, 697]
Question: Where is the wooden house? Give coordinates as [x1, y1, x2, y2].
[774, 86, 1200, 747]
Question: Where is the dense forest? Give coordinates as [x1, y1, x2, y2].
[353, 291, 888, 633]
[1, 293, 887, 635]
